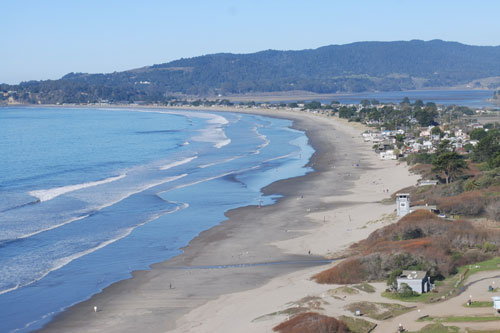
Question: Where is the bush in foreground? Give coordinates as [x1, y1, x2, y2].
[273, 312, 350, 333]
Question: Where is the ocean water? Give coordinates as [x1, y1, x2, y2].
[0, 107, 314, 332]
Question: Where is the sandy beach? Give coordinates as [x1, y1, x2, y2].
[39, 107, 419, 332]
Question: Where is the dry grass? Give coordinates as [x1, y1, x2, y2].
[273, 312, 350, 333]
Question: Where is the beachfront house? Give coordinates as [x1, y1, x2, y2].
[396, 193, 411, 216]
[397, 270, 431, 294]
[380, 150, 397, 160]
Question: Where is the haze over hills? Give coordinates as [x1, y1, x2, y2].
[2, 39, 500, 104]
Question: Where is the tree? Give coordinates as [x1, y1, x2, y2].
[432, 151, 468, 184]
[436, 139, 453, 155]
[415, 107, 438, 127]
[472, 129, 500, 162]
[469, 128, 487, 141]
[304, 100, 321, 109]
[431, 126, 443, 137]
[361, 99, 371, 107]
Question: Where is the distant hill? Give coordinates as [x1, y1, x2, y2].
[2, 40, 500, 104]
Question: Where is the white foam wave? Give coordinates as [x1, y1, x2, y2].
[252, 125, 270, 154]
[159, 156, 197, 170]
[263, 152, 297, 163]
[199, 156, 241, 169]
[163, 165, 262, 194]
[215, 138, 231, 149]
[13, 174, 188, 241]
[193, 127, 231, 149]
[0, 283, 20, 297]
[100, 108, 231, 149]
[29, 174, 126, 203]
[0, 202, 189, 296]
[16, 215, 90, 240]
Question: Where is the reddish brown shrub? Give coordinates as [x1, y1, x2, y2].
[433, 191, 485, 216]
[273, 312, 350, 333]
[313, 258, 365, 284]
[313, 210, 500, 283]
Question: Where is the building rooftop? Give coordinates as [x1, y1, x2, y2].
[399, 270, 428, 280]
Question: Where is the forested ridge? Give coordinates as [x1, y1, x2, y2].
[2, 40, 500, 104]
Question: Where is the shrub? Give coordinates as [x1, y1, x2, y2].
[273, 312, 350, 333]
[483, 241, 498, 252]
[434, 191, 485, 216]
[313, 258, 366, 284]
[462, 178, 479, 191]
[387, 269, 403, 287]
[406, 153, 435, 165]
[486, 200, 500, 222]
[314, 210, 500, 284]
[398, 283, 418, 297]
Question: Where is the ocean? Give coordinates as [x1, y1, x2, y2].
[0, 107, 314, 332]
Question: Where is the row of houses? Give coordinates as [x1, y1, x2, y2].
[361, 123, 486, 160]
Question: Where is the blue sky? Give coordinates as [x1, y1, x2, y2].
[2, 0, 500, 84]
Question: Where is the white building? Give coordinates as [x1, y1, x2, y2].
[380, 150, 397, 160]
[397, 270, 431, 294]
[396, 193, 410, 216]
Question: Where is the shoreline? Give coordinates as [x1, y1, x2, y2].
[38, 107, 419, 332]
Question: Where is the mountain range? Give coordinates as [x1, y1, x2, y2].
[2, 40, 500, 104]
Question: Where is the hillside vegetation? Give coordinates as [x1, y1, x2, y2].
[313, 210, 499, 284]
[3, 40, 500, 104]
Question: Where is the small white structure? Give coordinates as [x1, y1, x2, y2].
[380, 150, 397, 160]
[492, 296, 500, 311]
[396, 193, 411, 217]
[397, 270, 431, 294]
[418, 180, 439, 187]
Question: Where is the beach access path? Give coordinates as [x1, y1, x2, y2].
[40, 107, 419, 333]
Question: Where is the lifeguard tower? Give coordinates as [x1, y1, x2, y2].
[396, 193, 410, 217]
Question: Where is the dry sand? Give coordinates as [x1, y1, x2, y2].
[39, 107, 419, 333]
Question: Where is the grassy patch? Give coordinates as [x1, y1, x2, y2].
[380, 198, 394, 205]
[252, 296, 330, 322]
[419, 315, 500, 323]
[458, 257, 500, 281]
[408, 323, 460, 333]
[382, 290, 441, 303]
[463, 301, 493, 308]
[328, 286, 359, 296]
[252, 307, 309, 322]
[339, 315, 377, 333]
[383, 257, 500, 304]
[352, 283, 376, 293]
[286, 295, 328, 311]
[345, 301, 414, 320]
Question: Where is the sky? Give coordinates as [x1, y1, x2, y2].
[2, 0, 500, 84]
